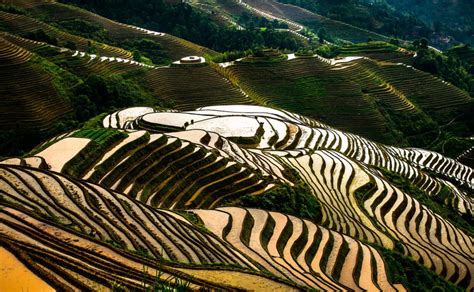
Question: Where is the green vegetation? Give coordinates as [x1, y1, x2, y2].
[383, 0, 473, 48]
[413, 42, 474, 96]
[430, 136, 474, 160]
[120, 39, 169, 65]
[52, 19, 108, 42]
[374, 95, 438, 147]
[45, 18, 170, 66]
[63, 129, 128, 177]
[448, 44, 474, 65]
[59, 0, 305, 52]
[0, 128, 47, 159]
[0, 3, 28, 15]
[237, 11, 289, 30]
[0, 55, 162, 157]
[21, 29, 59, 46]
[375, 246, 462, 292]
[33, 54, 160, 122]
[82, 112, 109, 129]
[133, 261, 190, 292]
[278, 0, 471, 49]
[313, 44, 339, 58]
[205, 49, 253, 63]
[72, 73, 156, 122]
[239, 49, 288, 64]
[233, 170, 322, 223]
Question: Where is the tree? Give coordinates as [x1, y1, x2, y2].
[420, 38, 429, 49]
[132, 50, 142, 62]
[64, 41, 77, 50]
[317, 27, 328, 44]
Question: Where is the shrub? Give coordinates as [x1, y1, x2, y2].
[234, 170, 322, 223]
[22, 29, 58, 46]
[375, 246, 462, 292]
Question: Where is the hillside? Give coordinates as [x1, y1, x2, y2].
[279, 0, 473, 49]
[383, 0, 473, 46]
[212, 0, 392, 44]
[220, 53, 471, 147]
[2, 105, 473, 290]
[0, 35, 72, 152]
[0, 0, 473, 290]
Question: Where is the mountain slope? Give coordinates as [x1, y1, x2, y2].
[2, 104, 472, 290]
[1, 163, 405, 290]
[0, 36, 72, 141]
[0, 0, 472, 290]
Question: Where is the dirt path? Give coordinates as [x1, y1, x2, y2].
[175, 268, 298, 291]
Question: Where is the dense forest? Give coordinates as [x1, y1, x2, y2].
[60, 0, 304, 52]
[278, 0, 472, 49]
[238, 12, 289, 30]
[412, 43, 474, 96]
[382, 0, 473, 46]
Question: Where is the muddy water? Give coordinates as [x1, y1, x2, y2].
[0, 247, 54, 292]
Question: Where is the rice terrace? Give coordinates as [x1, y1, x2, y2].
[0, 0, 473, 291]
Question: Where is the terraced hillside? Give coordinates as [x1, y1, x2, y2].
[1, 0, 471, 153]
[237, 0, 391, 43]
[0, 165, 302, 290]
[192, 207, 400, 291]
[220, 55, 471, 145]
[0, 10, 132, 58]
[107, 105, 474, 289]
[338, 42, 415, 65]
[1, 163, 416, 290]
[7, 127, 280, 209]
[0, 0, 473, 290]
[144, 64, 253, 110]
[222, 56, 393, 142]
[0, 36, 71, 135]
[102, 105, 473, 214]
[2, 104, 472, 290]
[2, 33, 250, 109]
[2, 0, 216, 60]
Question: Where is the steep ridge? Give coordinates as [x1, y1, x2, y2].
[223, 56, 392, 142]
